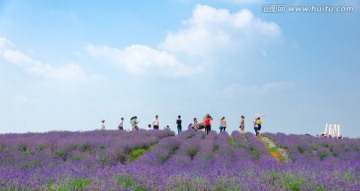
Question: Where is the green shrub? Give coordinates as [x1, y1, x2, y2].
[268, 171, 305, 191]
[249, 146, 259, 159]
[317, 149, 329, 161]
[81, 142, 90, 152]
[98, 144, 107, 150]
[213, 144, 219, 152]
[24, 150, 34, 156]
[321, 142, 329, 148]
[297, 145, 304, 154]
[54, 148, 68, 161]
[157, 153, 166, 163]
[36, 144, 46, 152]
[114, 174, 134, 187]
[17, 142, 27, 152]
[71, 153, 83, 161]
[235, 143, 247, 149]
[115, 149, 128, 164]
[185, 148, 198, 160]
[49, 178, 91, 191]
[69, 142, 79, 150]
[310, 143, 319, 150]
[243, 135, 248, 142]
[228, 136, 234, 145]
[18, 159, 41, 170]
[130, 148, 146, 162]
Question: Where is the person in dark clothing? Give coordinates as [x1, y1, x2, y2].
[176, 115, 182, 135]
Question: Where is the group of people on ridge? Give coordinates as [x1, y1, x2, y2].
[100, 114, 263, 136]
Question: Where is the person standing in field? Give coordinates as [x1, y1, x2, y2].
[100, 120, 105, 130]
[254, 118, 258, 136]
[204, 114, 212, 135]
[220, 116, 226, 131]
[176, 115, 182, 135]
[152, 115, 159, 130]
[193, 118, 199, 131]
[239, 115, 245, 134]
[131, 116, 139, 131]
[118, 117, 124, 130]
[256, 117, 262, 135]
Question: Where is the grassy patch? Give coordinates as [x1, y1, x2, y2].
[49, 178, 91, 191]
[266, 171, 324, 191]
[228, 136, 234, 145]
[130, 148, 146, 162]
[261, 138, 286, 162]
[114, 175, 135, 187]
[36, 144, 46, 152]
[114, 175, 147, 190]
[249, 146, 259, 159]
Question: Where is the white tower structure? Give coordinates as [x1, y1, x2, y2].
[323, 123, 342, 139]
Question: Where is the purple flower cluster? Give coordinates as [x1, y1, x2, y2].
[0, 130, 359, 190]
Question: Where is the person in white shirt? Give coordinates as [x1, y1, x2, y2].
[100, 120, 105, 130]
[152, 115, 159, 130]
[118, 117, 124, 130]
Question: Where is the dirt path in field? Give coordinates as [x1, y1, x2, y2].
[259, 136, 289, 162]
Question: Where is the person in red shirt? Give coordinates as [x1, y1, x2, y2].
[204, 114, 213, 135]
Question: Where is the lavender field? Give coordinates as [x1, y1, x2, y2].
[0, 130, 359, 190]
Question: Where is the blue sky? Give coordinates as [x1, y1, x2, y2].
[0, 0, 359, 137]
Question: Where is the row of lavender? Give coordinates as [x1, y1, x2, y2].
[76, 130, 359, 190]
[262, 133, 360, 190]
[92, 131, 279, 190]
[1, 130, 359, 190]
[0, 130, 174, 190]
[262, 132, 360, 162]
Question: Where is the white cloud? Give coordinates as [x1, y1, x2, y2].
[161, 5, 281, 56]
[86, 5, 282, 77]
[0, 37, 93, 81]
[86, 44, 203, 77]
